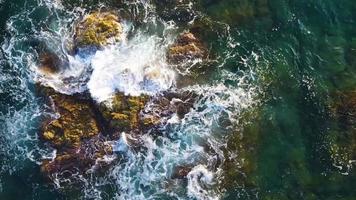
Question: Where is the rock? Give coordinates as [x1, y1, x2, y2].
[141, 91, 198, 130]
[40, 89, 99, 149]
[74, 12, 123, 50]
[168, 32, 207, 64]
[38, 52, 65, 74]
[172, 165, 193, 179]
[99, 93, 148, 133]
[41, 136, 114, 176]
[37, 87, 116, 178]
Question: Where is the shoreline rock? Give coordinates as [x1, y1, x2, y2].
[168, 32, 207, 64]
[74, 12, 123, 50]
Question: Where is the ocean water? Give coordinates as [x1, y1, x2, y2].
[0, 0, 355, 199]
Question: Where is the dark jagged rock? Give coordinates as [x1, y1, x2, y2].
[141, 91, 198, 129]
[41, 135, 113, 176]
[38, 52, 67, 75]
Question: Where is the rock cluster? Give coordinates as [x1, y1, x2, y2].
[37, 11, 205, 180]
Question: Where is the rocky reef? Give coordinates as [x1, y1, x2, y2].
[36, 11, 204, 182]
[37, 87, 114, 176]
[37, 82, 199, 178]
[168, 32, 207, 64]
[98, 93, 148, 134]
[74, 12, 123, 50]
[40, 90, 99, 149]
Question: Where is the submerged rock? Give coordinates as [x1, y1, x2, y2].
[74, 12, 123, 50]
[168, 32, 207, 64]
[199, 0, 272, 27]
[328, 90, 356, 168]
[154, 0, 196, 23]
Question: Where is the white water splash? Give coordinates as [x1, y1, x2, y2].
[187, 165, 219, 200]
[88, 33, 176, 102]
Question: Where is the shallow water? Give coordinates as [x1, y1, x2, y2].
[0, 0, 356, 199]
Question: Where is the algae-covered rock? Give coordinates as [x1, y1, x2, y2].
[99, 93, 148, 133]
[37, 87, 116, 177]
[40, 89, 99, 149]
[168, 32, 207, 64]
[74, 12, 123, 49]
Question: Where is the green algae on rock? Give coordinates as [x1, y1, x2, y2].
[74, 12, 123, 49]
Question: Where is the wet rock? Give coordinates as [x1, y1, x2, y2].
[41, 136, 114, 176]
[38, 52, 66, 74]
[74, 12, 123, 50]
[40, 89, 99, 149]
[172, 165, 193, 179]
[141, 91, 198, 130]
[168, 32, 207, 64]
[99, 93, 148, 133]
[37, 87, 115, 177]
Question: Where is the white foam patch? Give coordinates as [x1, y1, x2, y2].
[187, 165, 219, 200]
[33, 54, 92, 94]
[88, 33, 176, 102]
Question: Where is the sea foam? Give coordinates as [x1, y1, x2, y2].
[88, 33, 176, 102]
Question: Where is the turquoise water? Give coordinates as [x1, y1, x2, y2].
[0, 0, 355, 199]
